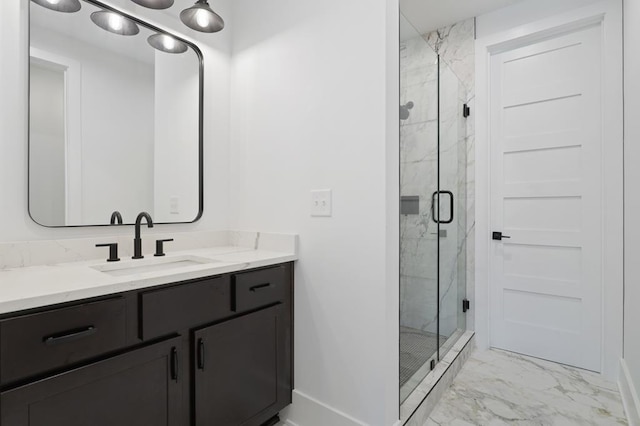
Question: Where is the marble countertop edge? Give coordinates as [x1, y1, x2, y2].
[0, 241, 297, 315]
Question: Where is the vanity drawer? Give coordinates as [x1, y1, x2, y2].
[0, 297, 127, 385]
[232, 265, 287, 313]
[140, 275, 231, 340]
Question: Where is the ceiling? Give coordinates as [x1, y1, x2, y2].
[399, 0, 527, 34]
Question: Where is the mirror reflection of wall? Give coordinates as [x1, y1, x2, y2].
[29, 59, 67, 226]
[28, 0, 201, 227]
[154, 52, 199, 223]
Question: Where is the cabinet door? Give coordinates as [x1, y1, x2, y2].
[194, 304, 289, 426]
[1, 336, 183, 426]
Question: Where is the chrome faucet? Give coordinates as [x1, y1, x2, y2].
[133, 212, 154, 259]
[110, 211, 123, 225]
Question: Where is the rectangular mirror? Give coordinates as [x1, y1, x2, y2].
[29, 0, 203, 227]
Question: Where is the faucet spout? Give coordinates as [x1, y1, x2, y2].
[133, 212, 154, 259]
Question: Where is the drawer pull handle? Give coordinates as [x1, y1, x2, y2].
[43, 326, 97, 346]
[197, 338, 205, 370]
[170, 347, 179, 381]
[250, 283, 271, 292]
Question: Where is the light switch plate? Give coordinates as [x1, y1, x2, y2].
[170, 197, 179, 214]
[311, 189, 332, 217]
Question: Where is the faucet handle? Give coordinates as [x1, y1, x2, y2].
[110, 211, 123, 225]
[154, 239, 174, 257]
[96, 243, 120, 262]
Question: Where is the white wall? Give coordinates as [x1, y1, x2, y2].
[475, 0, 602, 38]
[0, 0, 231, 240]
[77, 43, 154, 225]
[154, 50, 200, 223]
[623, 1, 640, 422]
[29, 63, 66, 225]
[229, 0, 399, 424]
[31, 25, 156, 225]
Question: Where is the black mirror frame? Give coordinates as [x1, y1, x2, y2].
[27, 0, 204, 228]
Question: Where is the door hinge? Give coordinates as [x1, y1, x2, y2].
[462, 299, 470, 313]
[463, 103, 471, 118]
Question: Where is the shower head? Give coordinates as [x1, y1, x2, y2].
[400, 101, 414, 121]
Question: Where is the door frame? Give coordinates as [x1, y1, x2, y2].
[474, 0, 623, 379]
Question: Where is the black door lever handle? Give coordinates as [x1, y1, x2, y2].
[492, 232, 511, 241]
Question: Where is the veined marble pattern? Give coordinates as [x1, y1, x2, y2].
[425, 18, 475, 94]
[400, 16, 475, 404]
[0, 231, 296, 270]
[400, 29, 439, 334]
[402, 331, 476, 424]
[425, 349, 628, 426]
[425, 17, 476, 336]
[400, 18, 475, 338]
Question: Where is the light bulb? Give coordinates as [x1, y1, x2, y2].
[162, 35, 176, 50]
[108, 14, 124, 31]
[195, 9, 210, 28]
[46, 0, 61, 4]
[147, 33, 187, 53]
[91, 10, 139, 35]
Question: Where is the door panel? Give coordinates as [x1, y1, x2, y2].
[1, 336, 182, 426]
[194, 304, 287, 426]
[489, 25, 603, 371]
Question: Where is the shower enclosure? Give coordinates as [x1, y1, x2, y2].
[399, 14, 468, 404]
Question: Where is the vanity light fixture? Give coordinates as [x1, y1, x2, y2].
[90, 10, 140, 36]
[31, 0, 81, 13]
[180, 0, 224, 33]
[147, 34, 188, 54]
[130, 0, 174, 9]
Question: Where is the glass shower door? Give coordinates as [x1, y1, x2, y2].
[399, 14, 440, 403]
[437, 59, 467, 358]
[399, 13, 468, 405]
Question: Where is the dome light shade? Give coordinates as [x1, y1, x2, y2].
[180, 0, 224, 33]
[148, 34, 188, 54]
[90, 11, 140, 36]
[31, 0, 81, 13]
[130, 0, 174, 10]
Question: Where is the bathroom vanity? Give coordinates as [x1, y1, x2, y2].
[0, 232, 296, 426]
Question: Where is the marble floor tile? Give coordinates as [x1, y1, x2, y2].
[425, 349, 628, 426]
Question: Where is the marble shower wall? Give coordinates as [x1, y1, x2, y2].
[400, 18, 475, 337]
[426, 23, 476, 335]
[400, 32, 439, 335]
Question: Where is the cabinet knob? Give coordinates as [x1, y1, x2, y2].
[96, 243, 120, 262]
[154, 239, 174, 257]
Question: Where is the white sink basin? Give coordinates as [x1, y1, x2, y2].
[91, 255, 217, 277]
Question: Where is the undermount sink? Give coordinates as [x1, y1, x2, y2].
[92, 255, 217, 277]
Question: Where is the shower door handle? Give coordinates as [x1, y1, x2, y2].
[431, 191, 454, 224]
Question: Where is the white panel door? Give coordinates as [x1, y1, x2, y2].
[489, 24, 603, 371]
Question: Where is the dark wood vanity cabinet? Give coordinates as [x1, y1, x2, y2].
[0, 262, 294, 426]
[1, 336, 183, 426]
[194, 304, 290, 426]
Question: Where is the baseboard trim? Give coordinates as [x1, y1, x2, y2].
[280, 390, 369, 426]
[619, 359, 640, 426]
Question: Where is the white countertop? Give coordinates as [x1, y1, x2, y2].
[0, 231, 297, 315]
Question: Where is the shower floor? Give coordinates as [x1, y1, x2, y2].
[399, 326, 443, 388]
